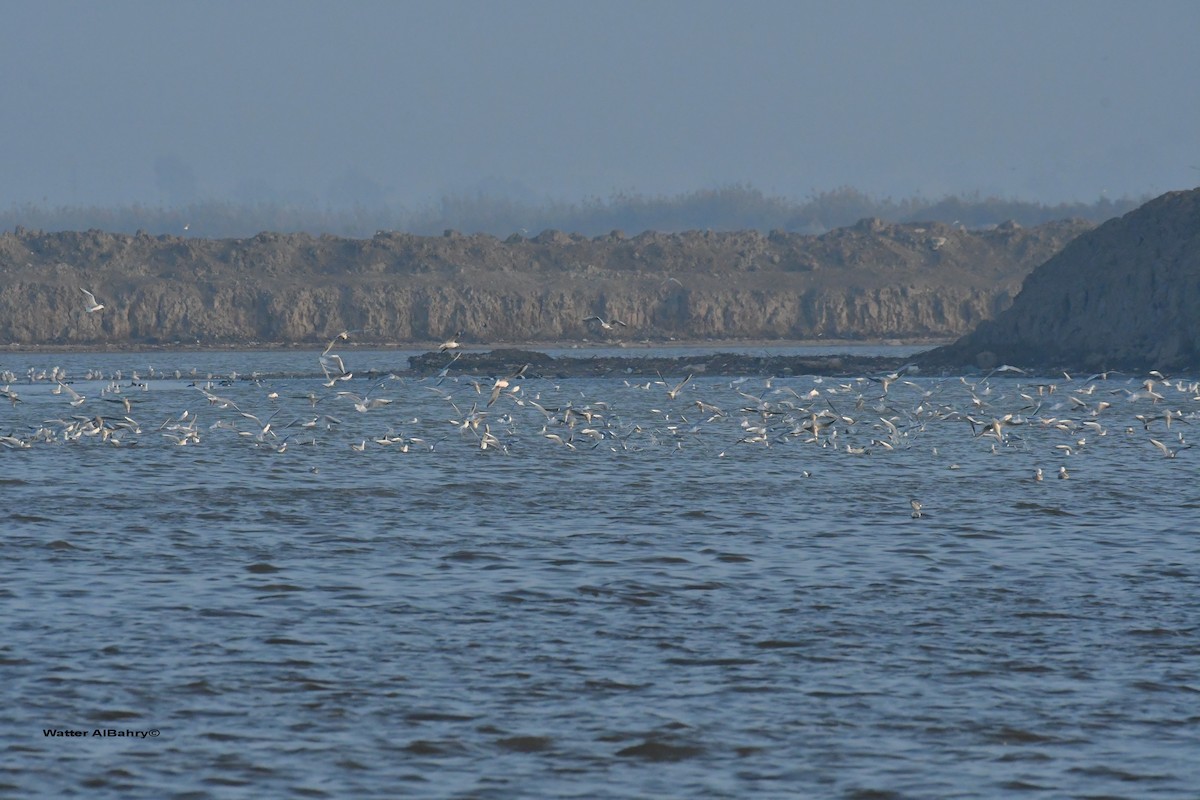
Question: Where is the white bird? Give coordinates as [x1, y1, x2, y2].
[1149, 438, 1191, 458]
[238, 410, 279, 441]
[80, 288, 104, 313]
[337, 390, 392, 413]
[488, 376, 510, 407]
[322, 330, 350, 356]
[439, 331, 464, 352]
[583, 316, 627, 331]
[57, 381, 86, 407]
[665, 373, 693, 400]
[319, 352, 348, 377]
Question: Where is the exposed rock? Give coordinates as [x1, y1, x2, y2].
[0, 219, 1092, 347]
[924, 188, 1200, 372]
[407, 348, 910, 378]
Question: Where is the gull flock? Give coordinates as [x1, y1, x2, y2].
[1, 329, 1196, 494]
[0, 292, 1195, 511]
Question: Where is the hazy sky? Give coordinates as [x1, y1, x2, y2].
[3, 1, 1198, 210]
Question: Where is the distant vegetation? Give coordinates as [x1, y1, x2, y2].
[0, 186, 1143, 239]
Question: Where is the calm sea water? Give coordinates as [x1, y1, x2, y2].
[2, 347, 1199, 799]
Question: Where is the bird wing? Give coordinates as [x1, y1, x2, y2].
[322, 334, 346, 356]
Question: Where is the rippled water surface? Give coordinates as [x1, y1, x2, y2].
[3, 349, 1200, 798]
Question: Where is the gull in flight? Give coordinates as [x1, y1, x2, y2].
[487, 363, 529, 407]
[583, 316, 627, 331]
[439, 331, 464, 352]
[80, 288, 105, 313]
[320, 352, 349, 378]
[1149, 438, 1191, 458]
[56, 381, 87, 407]
[322, 330, 350, 356]
[663, 373, 693, 400]
[337, 389, 393, 413]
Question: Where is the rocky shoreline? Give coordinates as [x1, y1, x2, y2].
[12, 189, 1192, 375]
[407, 347, 918, 378]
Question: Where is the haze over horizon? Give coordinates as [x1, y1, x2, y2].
[3, 1, 1198, 214]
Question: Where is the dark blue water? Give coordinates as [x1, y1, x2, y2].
[3, 349, 1199, 798]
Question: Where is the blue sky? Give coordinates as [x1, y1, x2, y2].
[3, 0, 1197, 209]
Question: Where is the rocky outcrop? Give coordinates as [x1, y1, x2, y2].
[407, 347, 911, 378]
[0, 219, 1092, 346]
[924, 188, 1200, 372]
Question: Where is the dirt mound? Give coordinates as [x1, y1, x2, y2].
[924, 188, 1200, 372]
[0, 219, 1091, 346]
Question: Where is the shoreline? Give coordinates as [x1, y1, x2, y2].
[407, 347, 923, 378]
[0, 337, 950, 356]
[0, 339, 934, 380]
